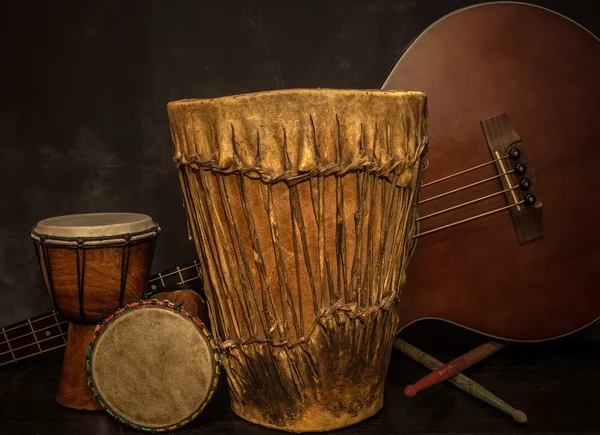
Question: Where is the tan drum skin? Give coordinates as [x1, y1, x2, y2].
[86, 300, 220, 432]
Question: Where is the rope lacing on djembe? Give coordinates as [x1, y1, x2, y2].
[218, 291, 399, 351]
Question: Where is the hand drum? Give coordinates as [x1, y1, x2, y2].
[31, 212, 160, 410]
[86, 300, 220, 431]
[168, 89, 428, 431]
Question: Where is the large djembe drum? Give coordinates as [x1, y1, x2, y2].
[167, 89, 428, 432]
[31, 213, 159, 410]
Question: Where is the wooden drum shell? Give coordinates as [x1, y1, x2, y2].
[32, 239, 155, 324]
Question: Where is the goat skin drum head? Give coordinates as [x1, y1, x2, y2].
[86, 301, 220, 431]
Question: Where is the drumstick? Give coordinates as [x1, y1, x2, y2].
[405, 341, 506, 397]
[394, 339, 527, 423]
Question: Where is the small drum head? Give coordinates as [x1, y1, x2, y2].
[87, 301, 220, 431]
[32, 212, 157, 240]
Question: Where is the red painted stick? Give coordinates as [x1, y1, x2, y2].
[405, 341, 506, 397]
[395, 339, 526, 423]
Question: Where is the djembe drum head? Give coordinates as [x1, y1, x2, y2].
[33, 212, 155, 239]
[87, 301, 220, 431]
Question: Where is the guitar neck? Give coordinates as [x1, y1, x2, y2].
[0, 311, 68, 367]
[145, 261, 203, 295]
[0, 261, 203, 368]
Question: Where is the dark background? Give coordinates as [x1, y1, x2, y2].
[1, 0, 599, 340]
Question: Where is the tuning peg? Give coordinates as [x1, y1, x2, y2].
[524, 193, 536, 206]
[508, 148, 521, 160]
[519, 178, 532, 190]
[514, 163, 527, 175]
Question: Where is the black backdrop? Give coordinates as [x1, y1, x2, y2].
[1, 0, 598, 340]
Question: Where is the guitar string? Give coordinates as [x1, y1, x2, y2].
[413, 150, 532, 237]
[0, 268, 202, 349]
[418, 170, 515, 205]
[414, 200, 525, 238]
[0, 343, 67, 367]
[417, 186, 519, 222]
[0, 319, 68, 346]
[421, 153, 510, 187]
[0, 331, 68, 357]
[1, 312, 62, 333]
[147, 262, 199, 282]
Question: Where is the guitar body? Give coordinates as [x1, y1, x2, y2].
[384, 2, 600, 341]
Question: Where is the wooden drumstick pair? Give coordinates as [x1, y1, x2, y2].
[395, 339, 527, 423]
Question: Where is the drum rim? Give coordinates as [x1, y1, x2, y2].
[30, 223, 160, 247]
[86, 299, 220, 432]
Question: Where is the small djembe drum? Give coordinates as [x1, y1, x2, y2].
[30, 213, 160, 410]
[86, 299, 220, 431]
[167, 89, 428, 431]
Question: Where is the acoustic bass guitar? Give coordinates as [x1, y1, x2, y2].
[384, 2, 600, 341]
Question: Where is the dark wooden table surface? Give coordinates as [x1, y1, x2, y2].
[1, 330, 599, 435]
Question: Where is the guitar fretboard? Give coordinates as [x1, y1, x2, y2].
[0, 311, 68, 367]
[0, 261, 203, 368]
[146, 261, 203, 294]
